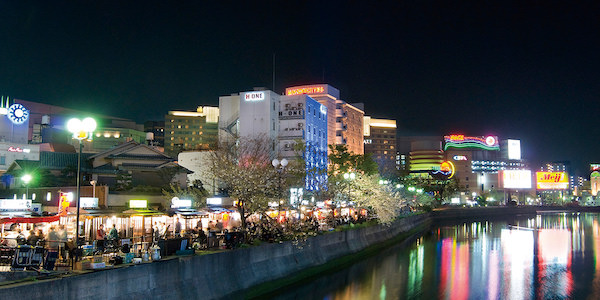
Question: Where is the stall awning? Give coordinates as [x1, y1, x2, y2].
[174, 209, 209, 218]
[207, 207, 235, 213]
[0, 215, 60, 224]
[122, 209, 164, 216]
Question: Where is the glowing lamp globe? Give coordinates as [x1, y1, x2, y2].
[67, 118, 82, 133]
[22, 174, 32, 184]
[82, 117, 97, 132]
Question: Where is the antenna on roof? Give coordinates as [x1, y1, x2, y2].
[272, 53, 276, 91]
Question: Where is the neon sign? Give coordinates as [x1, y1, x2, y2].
[444, 135, 499, 151]
[436, 161, 455, 179]
[7, 103, 29, 125]
[453, 155, 467, 161]
[244, 92, 265, 101]
[286, 85, 325, 96]
[7, 146, 30, 153]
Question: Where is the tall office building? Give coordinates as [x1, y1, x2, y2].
[364, 117, 397, 176]
[165, 106, 219, 157]
[285, 84, 364, 154]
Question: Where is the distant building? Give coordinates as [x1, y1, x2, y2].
[591, 164, 600, 197]
[144, 120, 165, 147]
[408, 139, 444, 176]
[364, 117, 397, 176]
[164, 106, 219, 157]
[285, 84, 364, 154]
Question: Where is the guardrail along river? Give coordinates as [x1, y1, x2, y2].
[271, 212, 600, 299]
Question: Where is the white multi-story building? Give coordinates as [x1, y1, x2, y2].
[219, 89, 328, 191]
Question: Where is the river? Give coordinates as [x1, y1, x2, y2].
[270, 212, 600, 300]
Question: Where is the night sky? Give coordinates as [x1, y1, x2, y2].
[1, 1, 599, 174]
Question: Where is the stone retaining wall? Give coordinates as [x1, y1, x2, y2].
[0, 214, 429, 300]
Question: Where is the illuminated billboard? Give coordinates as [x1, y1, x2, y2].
[285, 85, 326, 96]
[536, 172, 568, 190]
[444, 134, 499, 151]
[507, 139, 521, 160]
[499, 170, 532, 189]
[243, 92, 265, 101]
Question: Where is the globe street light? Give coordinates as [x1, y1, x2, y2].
[272, 158, 288, 219]
[343, 172, 356, 201]
[66, 117, 97, 246]
[21, 174, 32, 199]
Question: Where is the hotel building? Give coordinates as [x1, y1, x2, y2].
[285, 84, 364, 154]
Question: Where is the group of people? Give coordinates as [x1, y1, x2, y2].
[95, 224, 119, 252]
[1, 224, 70, 250]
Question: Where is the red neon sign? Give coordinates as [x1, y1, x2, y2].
[447, 135, 465, 141]
[286, 86, 325, 96]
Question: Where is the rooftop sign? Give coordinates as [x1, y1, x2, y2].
[243, 92, 265, 101]
[444, 135, 499, 151]
[286, 85, 325, 96]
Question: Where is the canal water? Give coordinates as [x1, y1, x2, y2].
[271, 212, 600, 300]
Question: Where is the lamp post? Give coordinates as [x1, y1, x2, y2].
[67, 117, 97, 246]
[343, 172, 356, 200]
[21, 174, 32, 199]
[272, 158, 288, 220]
[90, 180, 97, 199]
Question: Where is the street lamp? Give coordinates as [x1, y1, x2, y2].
[21, 174, 32, 199]
[343, 172, 356, 200]
[272, 158, 288, 219]
[66, 117, 97, 246]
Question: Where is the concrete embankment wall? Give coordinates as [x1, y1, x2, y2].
[0, 214, 430, 300]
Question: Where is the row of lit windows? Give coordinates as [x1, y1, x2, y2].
[170, 137, 207, 141]
[169, 125, 204, 129]
[169, 119, 205, 123]
[169, 131, 203, 135]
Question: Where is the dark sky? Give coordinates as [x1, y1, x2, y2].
[1, 1, 599, 174]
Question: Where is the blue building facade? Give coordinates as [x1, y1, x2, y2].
[278, 94, 328, 191]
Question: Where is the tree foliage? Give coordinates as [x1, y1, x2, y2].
[208, 136, 303, 230]
[328, 144, 378, 176]
[350, 174, 405, 224]
[162, 180, 209, 209]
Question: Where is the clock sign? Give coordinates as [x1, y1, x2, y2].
[7, 103, 29, 125]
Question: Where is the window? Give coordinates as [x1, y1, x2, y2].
[0, 156, 5, 165]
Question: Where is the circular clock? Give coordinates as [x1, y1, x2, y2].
[8, 103, 29, 125]
[7, 103, 29, 124]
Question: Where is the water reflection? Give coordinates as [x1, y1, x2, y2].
[272, 213, 600, 300]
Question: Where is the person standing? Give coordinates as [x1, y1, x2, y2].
[108, 224, 119, 249]
[96, 224, 106, 252]
[47, 226, 60, 251]
[58, 225, 68, 260]
[174, 218, 182, 237]
[45, 226, 60, 270]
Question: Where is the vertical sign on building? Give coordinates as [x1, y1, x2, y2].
[507, 139, 521, 160]
[58, 192, 70, 216]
